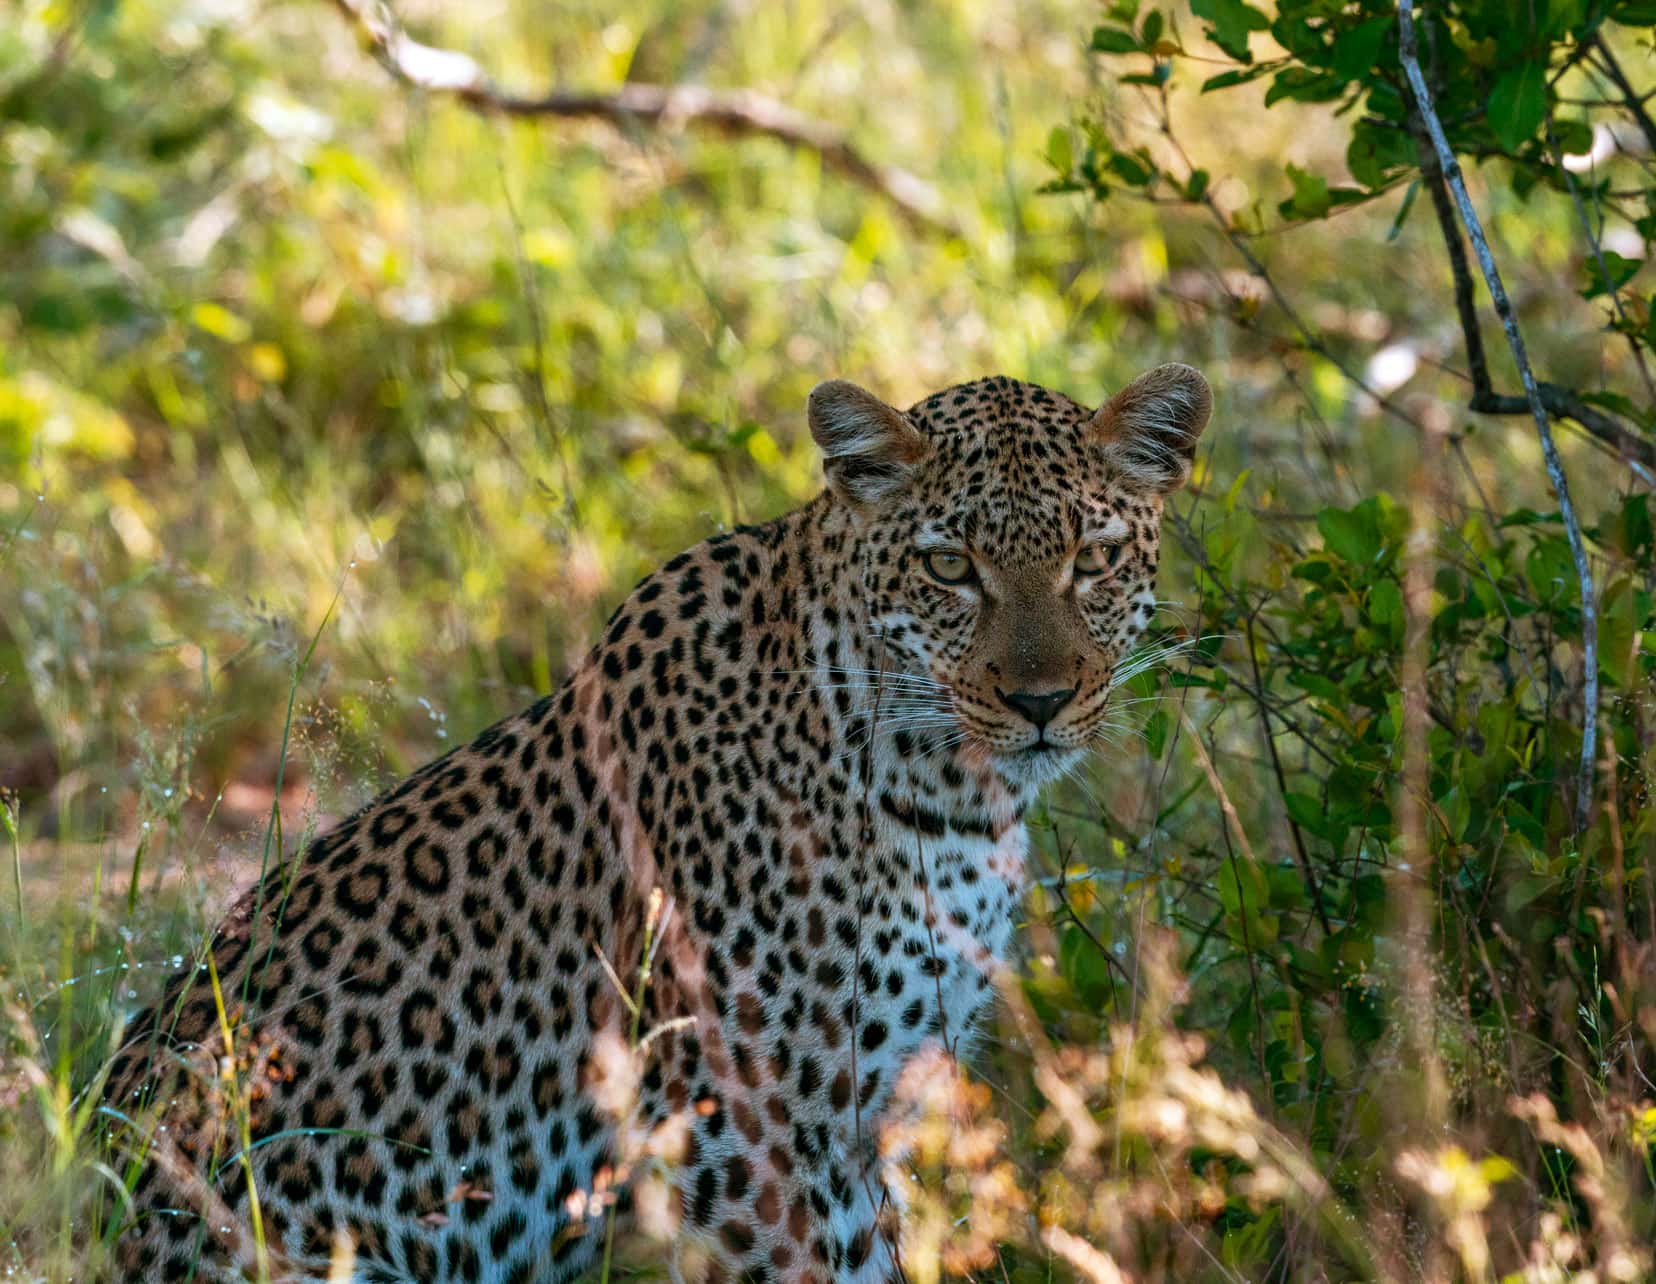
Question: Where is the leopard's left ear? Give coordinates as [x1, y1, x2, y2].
[1088, 363, 1212, 493]
[808, 380, 930, 506]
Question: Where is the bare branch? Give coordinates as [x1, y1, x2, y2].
[1413, 137, 1492, 396]
[325, 0, 958, 237]
[1399, 0, 1598, 832]
[1469, 383, 1656, 484]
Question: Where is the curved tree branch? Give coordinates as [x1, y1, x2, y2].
[326, 0, 958, 237]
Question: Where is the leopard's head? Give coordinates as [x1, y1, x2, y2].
[808, 367, 1211, 788]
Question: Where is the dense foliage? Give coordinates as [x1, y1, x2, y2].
[2, 0, 1654, 1280]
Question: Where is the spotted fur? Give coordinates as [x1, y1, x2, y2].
[102, 366, 1212, 1283]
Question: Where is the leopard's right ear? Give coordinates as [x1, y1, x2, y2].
[808, 380, 930, 506]
[1087, 363, 1212, 493]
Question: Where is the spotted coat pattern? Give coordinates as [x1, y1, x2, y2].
[103, 368, 1212, 1283]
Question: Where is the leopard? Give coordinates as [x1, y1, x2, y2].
[101, 363, 1213, 1284]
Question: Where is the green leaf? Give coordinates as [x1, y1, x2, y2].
[1091, 25, 1141, 54]
[1579, 249, 1641, 299]
[1488, 60, 1547, 152]
[1344, 977, 1385, 1043]
[1523, 535, 1576, 606]
[1542, 0, 1591, 34]
[1386, 179, 1421, 242]
[1144, 708, 1169, 758]
[1218, 854, 1276, 944]
[1201, 61, 1280, 92]
[1288, 669, 1344, 703]
[1060, 924, 1116, 1010]
[1331, 16, 1391, 81]
[1505, 871, 1554, 913]
[1284, 791, 1340, 844]
[1191, 0, 1269, 63]
[1265, 863, 1309, 910]
[191, 300, 252, 343]
[1107, 152, 1154, 186]
[1045, 126, 1073, 176]
[1317, 503, 1381, 565]
[1265, 67, 1344, 107]
[1140, 9, 1164, 49]
[1616, 493, 1653, 559]
[1598, 575, 1639, 687]
[1498, 506, 1561, 529]
[1347, 117, 1418, 189]
[1280, 163, 1332, 219]
[1552, 117, 1593, 156]
[1437, 785, 1471, 843]
[1579, 387, 1648, 425]
[1367, 577, 1404, 640]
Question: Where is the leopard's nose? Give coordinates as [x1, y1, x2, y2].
[995, 687, 1076, 729]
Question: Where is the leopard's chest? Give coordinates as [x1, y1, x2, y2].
[860, 815, 1026, 1056]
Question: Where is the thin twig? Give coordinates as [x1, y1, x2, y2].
[325, 0, 958, 236]
[1242, 612, 1333, 935]
[1590, 37, 1656, 156]
[1399, 0, 1598, 832]
[1050, 826, 1134, 1002]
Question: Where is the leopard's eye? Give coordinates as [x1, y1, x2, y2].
[922, 550, 975, 585]
[1075, 543, 1124, 576]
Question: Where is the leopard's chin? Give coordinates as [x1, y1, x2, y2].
[990, 742, 1087, 789]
